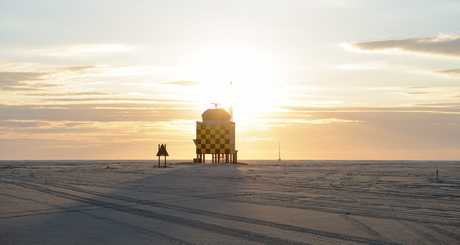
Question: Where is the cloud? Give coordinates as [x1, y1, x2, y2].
[346, 33, 460, 58]
[159, 81, 203, 86]
[433, 68, 460, 77]
[240, 118, 362, 128]
[415, 103, 460, 108]
[405, 86, 432, 89]
[405, 92, 432, 95]
[25, 92, 123, 97]
[294, 0, 353, 8]
[0, 119, 195, 143]
[51, 65, 99, 75]
[35, 98, 199, 107]
[0, 103, 201, 122]
[336, 61, 388, 70]
[240, 136, 275, 142]
[281, 104, 460, 114]
[0, 72, 52, 91]
[302, 118, 362, 124]
[401, 86, 460, 97]
[16, 44, 131, 57]
[0, 62, 98, 76]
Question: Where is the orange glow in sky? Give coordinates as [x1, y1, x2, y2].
[1, 1, 460, 160]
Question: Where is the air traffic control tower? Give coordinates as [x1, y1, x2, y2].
[194, 104, 237, 163]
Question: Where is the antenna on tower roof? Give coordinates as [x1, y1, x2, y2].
[211, 103, 220, 109]
[227, 81, 236, 121]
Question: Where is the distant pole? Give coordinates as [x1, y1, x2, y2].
[278, 142, 281, 162]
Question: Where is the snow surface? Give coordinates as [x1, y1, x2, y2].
[1, 160, 459, 244]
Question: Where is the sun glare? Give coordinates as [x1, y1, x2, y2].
[188, 47, 280, 120]
[188, 48, 273, 84]
[193, 81, 281, 122]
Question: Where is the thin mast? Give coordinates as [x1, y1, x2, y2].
[278, 142, 281, 161]
[227, 81, 235, 121]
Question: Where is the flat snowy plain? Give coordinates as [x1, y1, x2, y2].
[1, 160, 459, 244]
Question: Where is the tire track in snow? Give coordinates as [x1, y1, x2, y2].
[0, 185, 194, 245]
[6, 180, 403, 245]
[175, 178, 460, 227]
[203, 175, 460, 199]
[38, 180, 460, 227]
[423, 224, 460, 242]
[202, 175, 460, 216]
[116, 182, 460, 227]
[5, 180, 313, 245]
[399, 221, 449, 245]
[341, 214, 395, 244]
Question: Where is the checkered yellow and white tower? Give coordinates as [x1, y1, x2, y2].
[194, 105, 237, 163]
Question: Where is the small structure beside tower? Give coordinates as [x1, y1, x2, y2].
[156, 144, 169, 168]
[194, 103, 237, 163]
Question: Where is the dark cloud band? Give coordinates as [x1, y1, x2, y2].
[0, 72, 49, 91]
[349, 34, 460, 58]
[434, 68, 460, 77]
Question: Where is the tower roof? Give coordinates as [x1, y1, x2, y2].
[201, 108, 231, 121]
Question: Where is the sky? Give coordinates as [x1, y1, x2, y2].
[1, 0, 460, 160]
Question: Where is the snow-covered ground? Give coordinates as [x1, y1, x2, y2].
[1, 160, 459, 244]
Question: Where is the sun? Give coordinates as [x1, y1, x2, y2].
[188, 47, 281, 121]
[194, 80, 281, 122]
[188, 47, 273, 85]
